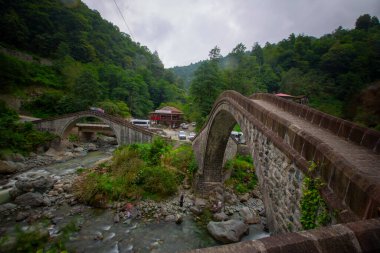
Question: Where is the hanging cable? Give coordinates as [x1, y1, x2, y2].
[112, 0, 134, 40]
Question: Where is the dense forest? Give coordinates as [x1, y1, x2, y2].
[0, 1, 379, 131]
[0, 0, 185, 118]
[174, 14, 380, 130]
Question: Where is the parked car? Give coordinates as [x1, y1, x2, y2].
[178, 131, 186, 140]
[180, 123, 189, 129]
[188, 132, 196, 141]
[89, 107, 105, 113]
[231, 131, 245, 144]
[191, 122, 196, 127]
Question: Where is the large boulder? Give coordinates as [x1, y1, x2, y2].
[14, 192, 46, 207]
[0, 161, 22, 174]
[15, 175, 54, 194]
[239, 206, 260, 224]
[207, 220, 249, 243]
[194, 198, 207, 208]
[213, 212, 229, 221]
[87, 143, 98, 152]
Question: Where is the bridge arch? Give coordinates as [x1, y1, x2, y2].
[193, 90, 380, 234]
[34, 111, 154, 145]
[59, 113, 121, 144]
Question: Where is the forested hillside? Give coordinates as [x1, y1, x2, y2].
[178, 15, 380, 130]
[0, 0, 184, 118]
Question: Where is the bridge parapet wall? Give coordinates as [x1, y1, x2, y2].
[251, 93, 380, 154]
[185, 218, 380, 253]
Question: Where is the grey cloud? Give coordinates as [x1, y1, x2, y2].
[83, 0, 380, 67]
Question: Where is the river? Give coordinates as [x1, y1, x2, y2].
[0, 148, 269, 253]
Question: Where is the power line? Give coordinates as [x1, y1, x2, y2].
[112, 0, 134, 40]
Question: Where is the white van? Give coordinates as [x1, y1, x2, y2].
[231, 131, 245, 144]
[131, 119, 150, 128]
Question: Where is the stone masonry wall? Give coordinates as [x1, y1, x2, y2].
[251, 126, 304, 233]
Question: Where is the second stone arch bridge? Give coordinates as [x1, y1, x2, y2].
[192, 90, 380, 233]
[33, 110, 154, 145]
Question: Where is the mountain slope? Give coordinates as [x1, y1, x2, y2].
[0, 0, 185, 118]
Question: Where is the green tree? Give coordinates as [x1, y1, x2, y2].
[73, 70, 101, 109]
[209, 46, 222, 61]
[252, 42, 264, 66]
[355, 14, 372, 30]
[189, 57, 224, 124]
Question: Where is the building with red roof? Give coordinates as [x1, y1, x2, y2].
[149, 106, 184, 128]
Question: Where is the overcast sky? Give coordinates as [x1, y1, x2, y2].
[82, 0, 380, 68]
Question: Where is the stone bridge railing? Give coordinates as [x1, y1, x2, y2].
[250, 93, 380, 153]
[186, 218, 380, 253]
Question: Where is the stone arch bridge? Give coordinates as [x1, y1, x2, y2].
[33, 110, 154, 145]
[192, 90, 380, 235]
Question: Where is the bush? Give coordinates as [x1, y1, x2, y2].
[140, 166, 178, 198]
[75, 139, 181, 204]
[0, 101, 56, 155]
[224, 155, 257, 194]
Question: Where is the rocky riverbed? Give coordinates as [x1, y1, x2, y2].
[0, 140, 269, 252]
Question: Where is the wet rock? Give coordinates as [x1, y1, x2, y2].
[14, 192, 45, 207]
[87, 143, 98, 151]
[0, 203, 18, 215]
[239, 193, 250, 203]
[224, 192, 238, 205]
[15, 175, 54, 194]
[48, 190, 58, 197]
[239, 207, 260, 224]
[74, 147, 84, 152]
[207, 220, 249, 243]
[175, 214, 183, 224]
[15, 211, 29, 221]
[213, 212, 229, 221]
[164, 214, 176, 222]
[261, 217, 269, 232]
[190, 206, 203, 215]
[45, 148, 62, 157]
[64, 151, 74, 158]
[114, 213, 120, 223]
[251, 189, 262, 199]
[51, 216, 63, 225]
[94, 231, 104, 240]
[0, 161, 22, 174]
[9, 187, 23, 199]
[70, 206, 83, 215]
[194, 198, 207, 208]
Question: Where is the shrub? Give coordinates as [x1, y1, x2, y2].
[300, 162, 331, 230]
[224, 155, 257, 194]
[0, 101, 56, 155]
[75, 139, 181, 204]
[140, 166, 178, 198]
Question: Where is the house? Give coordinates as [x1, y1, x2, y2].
[149, 106, 184, 128]
[275, 93, 308, 105]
